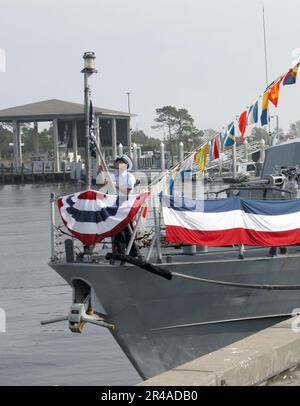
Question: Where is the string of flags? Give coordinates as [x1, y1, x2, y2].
[189, 60, 300, 173]
[159, 58, 300, 189]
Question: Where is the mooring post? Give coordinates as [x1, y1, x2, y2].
[11, 163, 14, 184]
[160, 142, 165, 172]
[21, 163, 24, 185]
[50, 193, 56, 261]
[63, 161, 66, 183]
[31, 162, 35, 183]
[118, 143, 123, 157]
[133, 143, 138, 170]
[42, 162, 46, 183]
[179, 141, 184, 162]
[1, 164, 4, 185]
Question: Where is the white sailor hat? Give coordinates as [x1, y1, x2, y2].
[115, 154, 133, 171]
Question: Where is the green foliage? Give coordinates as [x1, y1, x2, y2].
[250, 127, 269, 142]
[0, 124, 53, 163]
[152, 106, 202, 161]
[131, 130, 161, 150]
[22, 127, 53, 156]
[288, 121, 300, 139]
[0, 125, 13, 160]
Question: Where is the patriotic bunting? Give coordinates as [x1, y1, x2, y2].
[163, 195, 300, 247]
[58, 190, 150, 245]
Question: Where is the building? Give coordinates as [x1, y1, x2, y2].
[0, 99, 132, 170]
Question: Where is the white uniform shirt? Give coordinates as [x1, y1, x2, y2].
[112, 171, 136, 196]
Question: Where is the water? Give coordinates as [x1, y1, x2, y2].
[0, 184, 140, 386]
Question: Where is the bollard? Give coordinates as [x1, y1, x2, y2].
[117, 143, 123, 157]
[42, 162, 46, 182]
[232, 142, 237, 179]
[260, 139, 265, 164]
[179, 141, 184, 162]
[244, 139, 248, 161]
[21, 163, 24, 185]
[133, 143, 138, 170]
[160, 142, 165, 171]
[1, 163, 4, 185]
[63, 161, 66, 183]
[11, 163, 14, 184]
[31, 162, 35, 183]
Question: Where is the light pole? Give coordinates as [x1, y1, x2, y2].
[81, 51, 97, 188]
[126, 91, 132, 156]
[270, 115, 279, 146]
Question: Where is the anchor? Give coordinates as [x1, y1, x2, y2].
[40, 303, 115, 333]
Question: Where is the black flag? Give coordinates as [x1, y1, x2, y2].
[89, 100, 97, 158]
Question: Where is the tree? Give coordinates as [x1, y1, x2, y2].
[131, 130, 161, 150]
[152, 106, 202, 162]
[250, 127, 269, 142]
[287, 121, 300, 139]
[22, 126, 53, 158]
[0, 125, 13, 161]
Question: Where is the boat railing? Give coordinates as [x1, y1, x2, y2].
[206, 186, 294, 199]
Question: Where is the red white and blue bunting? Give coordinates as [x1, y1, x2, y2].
[58, 189, 149, 245]
[163, 195, 300, 246]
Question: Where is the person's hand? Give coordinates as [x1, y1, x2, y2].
[98, 164, 104, 173]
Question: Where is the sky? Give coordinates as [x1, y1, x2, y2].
[1, 0, 300, 138]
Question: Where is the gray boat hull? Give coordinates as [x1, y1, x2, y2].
[49, 248, 300, 379]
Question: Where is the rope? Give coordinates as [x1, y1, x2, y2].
[107, 253, 300, 290]
[55, 226, 74, 239]
[172, 271, 300, 290]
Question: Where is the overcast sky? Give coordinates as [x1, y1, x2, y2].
[1, 0, 300, 138]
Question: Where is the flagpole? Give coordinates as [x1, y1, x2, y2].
[84, 73, 92, 188]
[262, 1, 269, 88]
[262, 1, 272, 138]
[82, 52, 97, 189]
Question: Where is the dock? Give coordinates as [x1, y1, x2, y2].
[140, 316, 300, 386]
[1, 166, 71, 184]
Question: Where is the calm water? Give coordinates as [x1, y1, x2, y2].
[0, 183, 140, 386]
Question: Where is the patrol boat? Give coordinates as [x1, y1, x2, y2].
[43, 51, 300, 380]
[44, 165, 300, 381]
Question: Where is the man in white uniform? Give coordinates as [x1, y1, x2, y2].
[113, 155, 138, 256]
[112, 155, 136, 198]
[98, 155, 138, 256]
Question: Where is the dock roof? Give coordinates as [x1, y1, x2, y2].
[0, 99, 132, 122]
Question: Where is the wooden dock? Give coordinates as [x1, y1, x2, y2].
[1, 163, 71, 185]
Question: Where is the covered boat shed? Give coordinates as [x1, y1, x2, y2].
[261, 137, 300, 177]
[0, 99, 132, 171]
